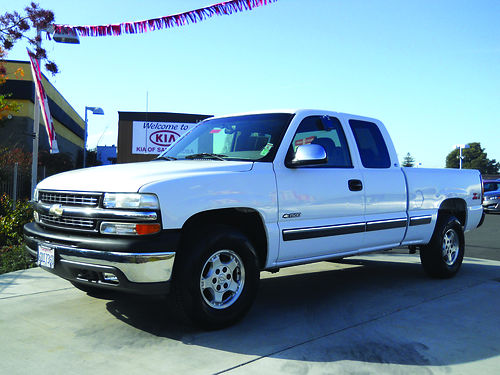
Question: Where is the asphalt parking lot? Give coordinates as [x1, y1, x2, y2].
[465, 213, 500, 261]
[1, 215, 499, 374]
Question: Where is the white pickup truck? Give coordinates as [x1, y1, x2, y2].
[24, 109, 484, 328]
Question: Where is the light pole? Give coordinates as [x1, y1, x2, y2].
[84, 106, 104, 168]
[30, 26, 80, 199]
[455, 144, 470, 169]
[30, 29, 41, 200]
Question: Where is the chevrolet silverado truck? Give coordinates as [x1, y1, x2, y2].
[24, 109, 484, 328]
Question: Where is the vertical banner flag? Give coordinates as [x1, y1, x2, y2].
[27, 49, 59, 153]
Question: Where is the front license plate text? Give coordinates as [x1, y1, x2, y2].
[38, 245, 55, 269]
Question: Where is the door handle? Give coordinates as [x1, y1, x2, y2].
[348, 179, 363, 191]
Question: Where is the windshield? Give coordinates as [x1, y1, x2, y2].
[158, 113, 294, 162]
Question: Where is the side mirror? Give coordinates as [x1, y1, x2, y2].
[288, 144, 327, 167]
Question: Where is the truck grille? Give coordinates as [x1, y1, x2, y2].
[39, 191, 101, 207]
[39, 214, 97, 231]
[37, 190, 102, 232]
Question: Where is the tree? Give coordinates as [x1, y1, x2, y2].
[0, 147, 32, 172]
[1, 3, 58, 120]
[0, 2, 58, 74]
[402, 152, 415, 167]
[445, 142, 499, 174]
[76, 149, 102, 169]
[38, 150, 74, 176]
[0, 54, 23, 120]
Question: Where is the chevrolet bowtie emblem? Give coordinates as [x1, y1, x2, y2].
[49, 204, 64, 217]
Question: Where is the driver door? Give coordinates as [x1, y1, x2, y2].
[274, 115, 365, 263]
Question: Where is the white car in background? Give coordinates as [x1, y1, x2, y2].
[483, 179, 500, 213]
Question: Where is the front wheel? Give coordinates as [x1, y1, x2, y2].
[173, 225, 260, 329]
[420, 215, 464, 278]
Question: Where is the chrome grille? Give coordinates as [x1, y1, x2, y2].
[39, 214, 97, 231]
[39, 191, 101, 207]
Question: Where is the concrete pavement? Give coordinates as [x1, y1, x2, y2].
[1, 253, 500, 374]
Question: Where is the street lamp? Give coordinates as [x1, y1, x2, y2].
[52, 26, 80, 44]
[84, 106, 104, 168]
[455, 144, 470, 169]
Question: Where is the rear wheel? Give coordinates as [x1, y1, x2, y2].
[420, 215, 464, 278]
[173, 225, 260, 329]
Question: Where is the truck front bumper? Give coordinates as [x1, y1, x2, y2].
[24, 222, 179, 295]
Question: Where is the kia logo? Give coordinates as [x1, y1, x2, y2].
[149, 130, 180, 147]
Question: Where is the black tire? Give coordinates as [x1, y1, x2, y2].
[173, 225, 260, 329]
[420, 215, 464, 278]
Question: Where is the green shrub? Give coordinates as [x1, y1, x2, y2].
[0, 244, 33, 274]
[0, 194, 34, 274]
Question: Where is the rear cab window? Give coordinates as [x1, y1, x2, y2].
[349, 119, 391, 169]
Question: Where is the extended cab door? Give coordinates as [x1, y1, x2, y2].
[273, 114, 365, 263]
[348, 118, 408, 250]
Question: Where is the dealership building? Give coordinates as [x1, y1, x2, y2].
[0, 60, 85, 162]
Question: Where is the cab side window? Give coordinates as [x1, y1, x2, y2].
[288, 116, 352, 168]
[349, 119, 391, 169]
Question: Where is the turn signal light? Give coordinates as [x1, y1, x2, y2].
[136, 223, 161, 235]
[100, 222, 161, 236]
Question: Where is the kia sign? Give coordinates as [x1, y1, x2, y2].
[132, 121, 197, 154]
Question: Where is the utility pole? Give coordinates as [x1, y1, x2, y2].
[30, 29, 41, 199]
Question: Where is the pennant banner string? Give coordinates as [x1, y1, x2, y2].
[54, 0, 277, 37]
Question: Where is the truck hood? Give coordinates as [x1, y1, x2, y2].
[36, 160, 254, 193]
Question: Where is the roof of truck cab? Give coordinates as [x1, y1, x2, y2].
[208, 109, 380, 122]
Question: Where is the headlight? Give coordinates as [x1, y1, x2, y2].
[103, 193, 159, 209]
[33, 188, 39, 202]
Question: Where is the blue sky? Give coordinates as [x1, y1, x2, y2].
[5, 0, 500, 168]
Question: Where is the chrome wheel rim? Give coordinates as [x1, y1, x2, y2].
[199, 250, 245, 309]
[442, 228, 459, 266]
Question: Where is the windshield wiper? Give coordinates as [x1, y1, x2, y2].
[184, 153, 227, 161]
[155, 156, 177, 161]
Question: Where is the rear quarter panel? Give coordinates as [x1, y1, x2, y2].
[402, 167, 483, 245]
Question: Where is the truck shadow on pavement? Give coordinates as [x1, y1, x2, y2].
[102, 255, 500, 367]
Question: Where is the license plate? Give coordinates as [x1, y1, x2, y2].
[38, 245, 55, 269]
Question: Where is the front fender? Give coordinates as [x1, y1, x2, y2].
[139, 163, 278, 230]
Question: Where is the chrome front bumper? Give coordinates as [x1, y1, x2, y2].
[25, 241, 175, 292]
